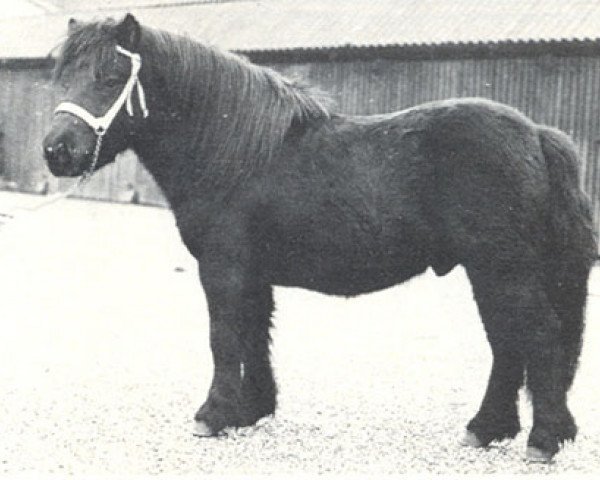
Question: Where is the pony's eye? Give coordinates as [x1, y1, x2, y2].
[58, 79, 71, 92]
[103, 77, 122, 88]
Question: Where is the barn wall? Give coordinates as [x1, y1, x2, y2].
[0, 53, 599, 248]
[0, 68, 55, 193]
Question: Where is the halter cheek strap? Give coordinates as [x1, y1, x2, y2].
[54, 45, 149, 135]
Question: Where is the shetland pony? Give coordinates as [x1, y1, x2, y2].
[42, 14, 596, 462]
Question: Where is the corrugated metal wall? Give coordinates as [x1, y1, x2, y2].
[0, 53, 599, 248]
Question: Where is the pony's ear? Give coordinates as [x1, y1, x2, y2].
[116, 13, 141, 50]
[68, 18, 80, 35]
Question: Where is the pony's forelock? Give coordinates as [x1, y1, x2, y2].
[53, 19, 121, 83]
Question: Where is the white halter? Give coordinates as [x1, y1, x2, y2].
[54, 45, 149, 135]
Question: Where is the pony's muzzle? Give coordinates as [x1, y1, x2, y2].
[43, 136, 76, 177]
[43, 125, 95, 177]
[43, 140, 67, 163]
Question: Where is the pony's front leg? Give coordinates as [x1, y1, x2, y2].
[194, 261, 276, 436]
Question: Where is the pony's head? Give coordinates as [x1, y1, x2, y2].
[43, 14, 147, 177]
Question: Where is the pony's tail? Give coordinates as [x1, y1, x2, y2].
[538, 126, 597, 389]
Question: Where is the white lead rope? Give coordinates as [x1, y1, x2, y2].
[0, 133, 103, 223]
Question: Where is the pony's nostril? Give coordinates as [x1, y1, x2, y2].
[44, 144, 57, 161]
[44, 141, 70, 163]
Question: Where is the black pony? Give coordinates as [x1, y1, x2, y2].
[42, 15, 596, 463]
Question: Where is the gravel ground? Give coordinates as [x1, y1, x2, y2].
[0, 191, 599, 476]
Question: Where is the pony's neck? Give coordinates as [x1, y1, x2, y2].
[129, 28, 331, 207]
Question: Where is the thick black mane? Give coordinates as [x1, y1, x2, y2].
[54, 19, 334, 178]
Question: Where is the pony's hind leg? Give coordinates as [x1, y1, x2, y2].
[524, 303, 578, 462]
[464, 260, 575, 462]
[462, 267, 525, 447]
[544, 258, 592, 394]
[524, 262, 589, 461]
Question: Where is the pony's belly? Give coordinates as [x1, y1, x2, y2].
[261, 204, 432, 296]
[266, 249, 428, 296]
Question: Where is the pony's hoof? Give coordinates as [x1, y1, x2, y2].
[460, 430, 484, 448]
[525, 446, 554, 464]
[193, 421, 215, 437]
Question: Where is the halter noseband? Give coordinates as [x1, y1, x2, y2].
[54, 45, 149, 136]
